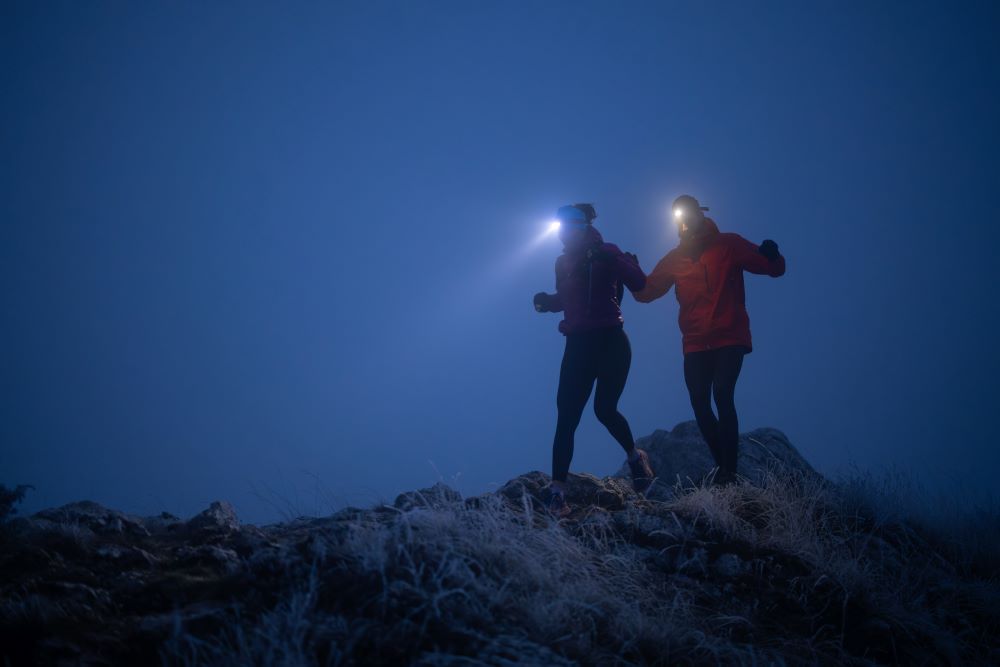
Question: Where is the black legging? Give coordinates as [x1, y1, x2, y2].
[683, 345, 748, 476]
[552, 326, 636, 483]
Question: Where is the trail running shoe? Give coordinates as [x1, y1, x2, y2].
[628, 448, 655, 494]
[545, 486, 570, 517]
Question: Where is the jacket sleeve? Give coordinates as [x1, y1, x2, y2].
[603, 243, 647, 292]
[548, 257, 565, 312]
[631, 252, 674, 303]
[733, 235, 785, 277]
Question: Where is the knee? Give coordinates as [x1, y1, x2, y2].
[688, 393, 713, 417]
[593, 401, 618, 425]
[712, 387, 737, 413]
[556, 405, 584, 430]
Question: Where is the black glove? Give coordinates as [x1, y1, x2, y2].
[533, 292, 555, 313]
[759, 239, 779, 261]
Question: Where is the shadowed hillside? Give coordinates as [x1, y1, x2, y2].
[1, 423, 998, 665]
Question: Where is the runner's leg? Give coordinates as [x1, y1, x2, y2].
[552, 334, 598, 482]
[684, 349, 724, 470]
[712, 346, 747, 476]
[593, 328, 637, 456]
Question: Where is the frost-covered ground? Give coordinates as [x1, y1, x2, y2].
[2, 425, 998, 665]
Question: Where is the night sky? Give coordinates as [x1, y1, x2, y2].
[3, 1, 999, 523]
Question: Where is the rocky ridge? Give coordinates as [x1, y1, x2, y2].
[1, 422, 997, 665]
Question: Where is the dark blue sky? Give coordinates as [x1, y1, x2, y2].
[3, 1, 999, 522]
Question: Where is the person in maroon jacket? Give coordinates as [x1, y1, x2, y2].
[534, 203, 654, 516]
[631, 194, 786, 486]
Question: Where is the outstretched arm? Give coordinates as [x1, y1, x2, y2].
[631, 253, 674, 303]
[601, 244, 647, 292]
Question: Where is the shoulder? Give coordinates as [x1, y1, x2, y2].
[718, 232, 754, 251]
[653, 248, 681, 272]
[664, 246, 684, 262]
[601, 242, 623, 255]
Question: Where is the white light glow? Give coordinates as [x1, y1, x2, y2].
[548, 220, 561, 234]
[673, 208, 684, 219]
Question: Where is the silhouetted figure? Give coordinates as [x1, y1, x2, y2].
[534, 204, 653, 515]
[632, 195, 785, 486]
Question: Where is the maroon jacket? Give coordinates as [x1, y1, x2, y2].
[548, 226, 647, 335]
[633, 218, 785, 354]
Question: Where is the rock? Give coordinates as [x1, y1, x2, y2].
[142, 511, 183, 535]
[496, 470, 637, 515]
[495, 470, 550, 506]
[96, 545, 160, 568]
[174, 545, 242, 574]
[614, 421, 821, 489]
[19, 519, 98, 557]
[2, 425, 994, 667]
[31, 501, 150, 538]
[393, 482, 462, 511]
[186, 501, 240, 534]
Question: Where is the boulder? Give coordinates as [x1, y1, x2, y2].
[186, 501, 240, 534]
[393, 482, 462, 511]
[613, 421, 820, 494]
[496, 470, 636, 513]
[31, 500, 150, 538]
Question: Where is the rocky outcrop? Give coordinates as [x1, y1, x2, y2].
[612, 421, 819, 499]
[31, 500, 151, 538]
[496, 470, 636, 512]
[1, 425, 997, 666]
[186, 500, 241, 534]
[393, 481, 463, 511]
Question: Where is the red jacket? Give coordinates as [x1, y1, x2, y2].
[632, 219, 785, 354]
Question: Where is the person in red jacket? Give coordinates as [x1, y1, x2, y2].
[534, 203, 654, 515]
[631, 194, 785, 486]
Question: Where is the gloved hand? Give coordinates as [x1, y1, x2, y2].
[624, 251, 639, 265]
[759, 239, 780, 261]
[533, 292, 555, 313]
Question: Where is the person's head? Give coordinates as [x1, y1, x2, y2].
[672, 194, 709, 239]
[556, 203, 597, 247]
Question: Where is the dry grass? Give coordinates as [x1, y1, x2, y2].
[161, 470, 1000, 666]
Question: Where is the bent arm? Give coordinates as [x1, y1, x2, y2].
[548, 257, 565, 312]
[631, 254, 674, 303]
[735, 236, 785, 277]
